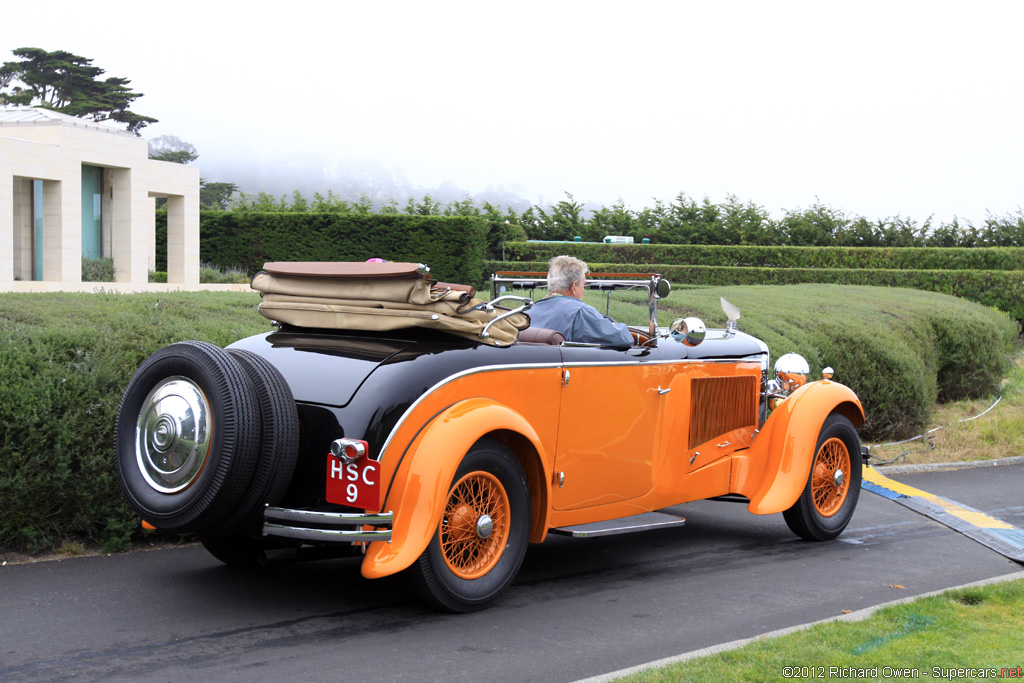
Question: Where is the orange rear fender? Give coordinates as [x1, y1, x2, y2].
[733, 380, 863, 515]
[360, 397, 548, 579]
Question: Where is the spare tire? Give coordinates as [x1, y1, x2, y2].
[208, 348, 300, 534]
[115, 341, 261, 533]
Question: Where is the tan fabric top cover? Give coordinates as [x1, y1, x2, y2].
[251, 262, 529, 346]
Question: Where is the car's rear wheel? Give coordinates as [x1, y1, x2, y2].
[115, 341, 261, 534]
[783, 413, 862, 541]
[409, 439, 530, 612]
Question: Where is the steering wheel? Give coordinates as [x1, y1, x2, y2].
[629, 329, 655, 346]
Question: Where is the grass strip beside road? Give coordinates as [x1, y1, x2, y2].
[868, 352, 1024, 466]
[609, 577, 1024, 683]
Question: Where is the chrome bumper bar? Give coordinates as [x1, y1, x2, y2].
[262, 506, 393, 543]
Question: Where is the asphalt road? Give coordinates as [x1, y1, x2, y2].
[2, 463, 1021, 683]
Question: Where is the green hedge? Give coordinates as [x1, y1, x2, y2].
[0, 292, 270, 554]
[202, 212, 488, 284]
[488, 260, 1024, 321]
[156, 211, 490, 285]
[504, 242, 1024, 271]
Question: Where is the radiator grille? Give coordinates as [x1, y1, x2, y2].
[689, 375, 759, 449]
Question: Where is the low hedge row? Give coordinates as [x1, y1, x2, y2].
[504, 242, 1024, 271]
[0, 288, 1016, 553]
[489, 261, 1024, 321]
[0, 292, 271, 554]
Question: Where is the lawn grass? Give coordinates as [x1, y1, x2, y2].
[613, 578, 1024, 683]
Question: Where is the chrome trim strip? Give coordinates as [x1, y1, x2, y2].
[262, 523, 392, 543]
[561, 358, 762, 368]
[264, 506, 393, 526]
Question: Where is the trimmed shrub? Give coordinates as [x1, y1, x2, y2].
[0, 292, 269, 553]
[487, 260, 1024, 321]
[651, 284, 1019, 440]
[503, 242, 1024, 271]
[157, 210, 489, 285]
[486, 220, 528, 261]
[81, 257, 115, 282]
[199, 262, 249, 284]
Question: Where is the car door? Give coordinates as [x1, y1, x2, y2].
[550, 343, 665, 510]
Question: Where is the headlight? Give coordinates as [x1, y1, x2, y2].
[774, 353, 810, 391]
[669, 317, 706, 347]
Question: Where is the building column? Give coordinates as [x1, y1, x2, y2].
[165, 194, 197, 285]
[147, 196, 157, 272]
[0, 174, 13, 283]
[109, 168, 147, 284]
[43, 179, 72, 282]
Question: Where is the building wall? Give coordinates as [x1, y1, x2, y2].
[0, 116, 201, 289]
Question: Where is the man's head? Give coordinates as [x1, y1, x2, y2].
[547, 255, 588, 300]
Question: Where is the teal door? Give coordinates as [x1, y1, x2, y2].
[81, 165, 103, 259]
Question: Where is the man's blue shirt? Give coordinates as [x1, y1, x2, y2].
[526, 295, 633, 347]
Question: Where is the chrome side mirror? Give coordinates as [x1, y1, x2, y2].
[655, 278, 671, 299]
[670, 317, 706, 347]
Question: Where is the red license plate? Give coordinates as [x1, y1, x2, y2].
[326, 454, 381, 511]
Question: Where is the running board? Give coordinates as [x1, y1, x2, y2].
[549, 511, 686, 538]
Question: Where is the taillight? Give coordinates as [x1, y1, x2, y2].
[330, 438, 367, 464]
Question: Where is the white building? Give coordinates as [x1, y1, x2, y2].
[0, 106, 200, 291]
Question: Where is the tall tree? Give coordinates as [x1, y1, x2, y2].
[148, 135, 198, 164]
[200, 181, 239, 210]
[146, 135, 239, 209]
[0, 47, 157, 134]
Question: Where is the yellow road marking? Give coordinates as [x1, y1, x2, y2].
[862, 466, 1014, 530]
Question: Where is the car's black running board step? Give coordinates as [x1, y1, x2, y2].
[549, 511, 686, 538]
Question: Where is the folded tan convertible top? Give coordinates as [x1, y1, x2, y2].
[251, 262, 528, 346]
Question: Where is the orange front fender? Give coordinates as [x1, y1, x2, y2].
[732, 380, 863, 515]
[360, 397, 548, 579]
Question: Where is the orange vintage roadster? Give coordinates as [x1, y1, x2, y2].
[115, 262, 864, 611]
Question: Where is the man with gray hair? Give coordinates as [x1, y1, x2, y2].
[526, 255, 633, 347]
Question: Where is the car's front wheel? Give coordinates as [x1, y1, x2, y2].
[783, 413, 862, 541]
[409, 439, 530, 612]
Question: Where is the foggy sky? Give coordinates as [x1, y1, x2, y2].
[3, 1, 1023, 223]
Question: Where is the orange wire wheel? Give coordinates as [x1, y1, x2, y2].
[411, 440, 530, 611]
[811, 437, 851, 517]
[440, 471, 511, 580]
[784, 414, 862, 541]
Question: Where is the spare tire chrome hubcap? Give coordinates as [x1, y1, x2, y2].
[136, 376, 212, 493]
